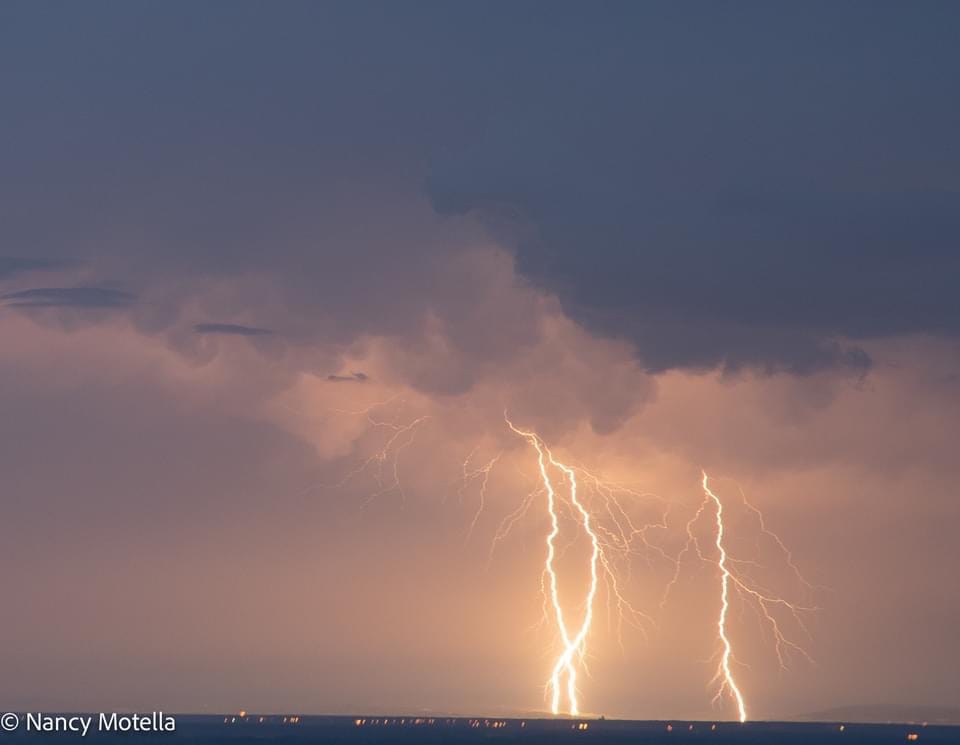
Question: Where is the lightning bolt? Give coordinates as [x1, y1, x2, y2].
[299, 396, 430, 506]
[295, 393, 813, 721]
[487, 482, 542, 570]
[662, 471, 815, 722]
[703, 472, 748, 723]
[503, 415, 666, 716]
[505, 416, 595, 716]
[458, 448, 504, 545]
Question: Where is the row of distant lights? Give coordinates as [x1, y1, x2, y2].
[225, 714, 921, 740]
[223, 712, 300, 725]
[353, 718, 441, 727]
[661, 722, 923, 742]
[838, 724, 923, 741]
[665, 723, 719, 733]
[353, 718, 581, 731]
[351, 719, 922, 741]
[352, 718, 521, 729]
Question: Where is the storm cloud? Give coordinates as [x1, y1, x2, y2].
[5, 3, 956, 374]
[1, 0, 958, 722]
[425, 3, 960, 373]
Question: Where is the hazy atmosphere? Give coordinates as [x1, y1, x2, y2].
[1, 1, 958, 722]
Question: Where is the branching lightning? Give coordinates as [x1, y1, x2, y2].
[305, 396, 430, 506]
[458, 448, 503, 545]
[662, 471, 816, 722]
[505, 416, 595, 716]
[300, 393, 814, 721]
[704, 472, 748, 723]
[504, 414, 668, 716]
[487, 483, 542, 570]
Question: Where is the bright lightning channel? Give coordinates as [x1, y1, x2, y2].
[503, 415, 665, 716]
[505, 416, 597, 716]
[305, 396, 811, 721]
[662, 471, 815, 722]
[703, 472, 748, 723]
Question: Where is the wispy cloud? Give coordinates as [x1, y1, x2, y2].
[1, 287, 136, 308]
[326, 371, 368, 383]
[0, 257, 72, 280]
[193, 323, 274, 336]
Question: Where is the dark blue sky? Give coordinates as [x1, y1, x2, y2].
[4, 1, 959, 372]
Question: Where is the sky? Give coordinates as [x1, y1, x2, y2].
[1, 0, 959, 721]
